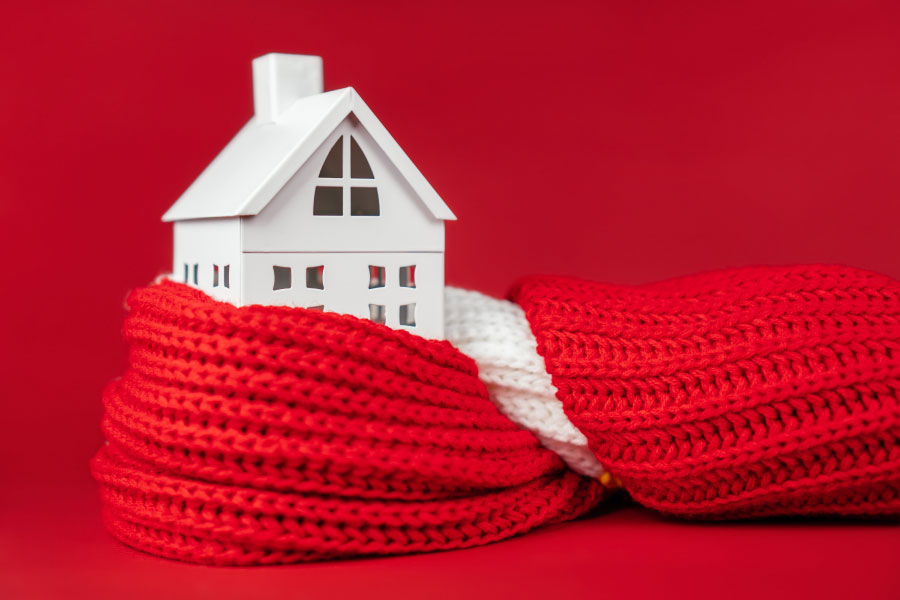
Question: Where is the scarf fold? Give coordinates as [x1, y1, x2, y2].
[90, 280, 605, 565]
[92, 264, 900, 565]
[511, 265, 900, 518]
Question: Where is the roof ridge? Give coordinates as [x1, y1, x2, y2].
[162, 87, 454, 222]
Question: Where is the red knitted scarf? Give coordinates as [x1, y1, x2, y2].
[91, 280, 605, 565]
[92, 265, 900, 565]
[511, 265, 900, 518]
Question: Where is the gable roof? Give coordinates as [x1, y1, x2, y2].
[162, 87, 455, 222]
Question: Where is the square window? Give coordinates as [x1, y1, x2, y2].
[224, 265, 230, 288]
[369, 304, 386, 324]
[213, 264, 219, 287]
[399, 303, 416, 326]
[273, 266, 292, 290]
[350, 187, 379, 216]
[399, 265, 416, 288]
[306, 265, 324, 289]
[368, 265, 385, 288]
[313, 186, 343, 215]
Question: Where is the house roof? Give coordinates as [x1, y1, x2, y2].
[162, 87, 455, 222]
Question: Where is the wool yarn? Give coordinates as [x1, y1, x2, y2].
[92, 264, 900, 565]
[90, 280, 605, 565]
[511, 265, 900, 518]
[444, 286, 604, 478]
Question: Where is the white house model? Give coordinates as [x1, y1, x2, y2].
[163, 53, 455, 339]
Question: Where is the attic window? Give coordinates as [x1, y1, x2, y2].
[319, 138, 342, 178]
[314, 134, 379, 217]
[350, 136, 374, 178]
[314, 186, 342, 216]
[351, 188, 379, 216]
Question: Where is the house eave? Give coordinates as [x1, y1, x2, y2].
[162, 87, 456, 223]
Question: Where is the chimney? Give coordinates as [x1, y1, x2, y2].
[252, 53, 324, 123]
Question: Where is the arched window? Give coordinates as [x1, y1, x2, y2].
[313, 135, 379, 216]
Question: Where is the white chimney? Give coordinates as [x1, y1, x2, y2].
[252, 53, 324, 123]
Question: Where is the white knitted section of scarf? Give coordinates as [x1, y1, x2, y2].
[444, 286, 605, 478]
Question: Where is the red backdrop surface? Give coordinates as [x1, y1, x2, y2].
[2, 1, 900, 598]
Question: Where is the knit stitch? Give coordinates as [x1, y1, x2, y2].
[91, 280, 605, 565]
[93, 264, 900, 565]
[444, 286, 604, 477]
[511, 265, 900, 518]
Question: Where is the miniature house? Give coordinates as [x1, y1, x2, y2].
[163, 53, 455, 339]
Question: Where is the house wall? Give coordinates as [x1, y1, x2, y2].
[172, 218, 242, 304]
[241, 251, 444, 339]
[171, 114, 448, 338]
[239, 115, 445, 253]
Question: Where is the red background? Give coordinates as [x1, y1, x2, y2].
[2, 1, 900, 598]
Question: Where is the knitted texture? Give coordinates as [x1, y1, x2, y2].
[444, 286, 604, 477]
[511, 265, 900, 518]
[90, 280, 606, 565]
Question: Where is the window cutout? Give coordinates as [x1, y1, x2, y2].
[213, 265, 219, 287]
[273, 266, 292, 290]
[306, 265, 324, 289]
[314, 186, 343, 215]
[350, 136, 374, 179]
[307, 305, 324, 311]
[223, 265, 230, 288]
[369, 304, 386, 324]
[183, 263, 189, 283]
[399, 265, 416, 288]
[193, 264, 199, 286]
[368, 265, 385, 288]
[318, 138, 343, 178]
[399, 303, 416, 326]
[351, 187, 379, 216]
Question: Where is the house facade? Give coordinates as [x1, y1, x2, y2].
[163, 54, 454, 339]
